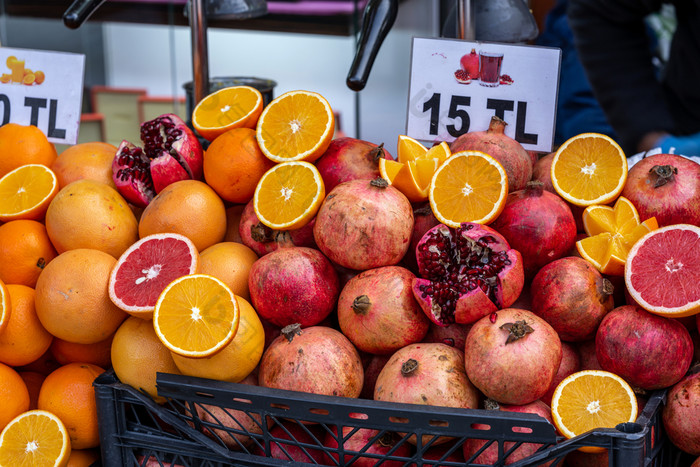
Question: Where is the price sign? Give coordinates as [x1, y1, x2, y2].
[0, 47, 86, 145]
[406, 37, 561, 153]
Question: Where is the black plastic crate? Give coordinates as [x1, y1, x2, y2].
[93, 370, 694, 467]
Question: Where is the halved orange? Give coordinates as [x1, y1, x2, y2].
[551, 133, 627, 207]
[576, 196, 659, 276]
[255, 90, 334, 163]
[551, 370, 637, 453]
[0, 164, 58, 222]
[192, 85, 263, 142]
[425, 141, 451, 164]
[0, 409, 71, 466]
[0, 279, 9, 336]
[397, 134, 428, 163]
[253, 161, 325, 230]
[428, 150, 508, 227]
[153, 274, 240, 358]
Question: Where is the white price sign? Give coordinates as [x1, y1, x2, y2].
[0, 47, 85, 145]
[406, 37, 561, 153]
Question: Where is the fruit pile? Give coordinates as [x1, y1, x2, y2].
[0, 85, 698, 466]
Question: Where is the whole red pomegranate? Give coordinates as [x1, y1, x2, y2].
[315, 137, 393, 192]
[359, 353, 391, 399]
[112, 113, 203, 207]
[576, 339, 603, 371]
[531, 152, 555, 192]
[621, 153, 700, 226]
[253, 422, 327, 463]
[491, 181, 577, 278]
[460, 48, 480, 79]
[238, 199, 316, 257]
[464, 308, 562, 405]
[450, 116, 533, 192]
[662, 365, 700, 455]
[337, 266, 429, 355]
[422, 322, 472, 350]
[403, 204, 440, 273]
[412, 223, 524, 326]
[541, 342, 581, 406]
[248, 247, 338, 328]
[530, 256, 615, 342]
[324, 428, 410, 467]
[259, 324, 364, 398]
[596, 305, 693, 390]
[462, 399, 555, 465]
[313, 178, 414, 270]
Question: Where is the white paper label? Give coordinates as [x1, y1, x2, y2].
[406, 37, 561, 153]
[0, 47, 86, 145]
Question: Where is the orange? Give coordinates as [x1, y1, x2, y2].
[34, 249, 128, 344]
[51, 142, 118, 189]
[551, 133, 628, 207]
[0, 219, 58, 288]
[0, 123, 57, 178]
[0, 279, 9, 336]
[0, 362, 30, 431]
[0, 164, 59, 222]
[34, 71, 45, 85]
[50, 334, 114, 369]
[576, 197, 658, 276]
[428, 150, 508, 227]
[198, 242, 259, 301]
[44, 180, 138, 258]
[551, 370, 637, 453]
[252, 161, 325, 230]
[18, 371, 45, 410]
[379, 139, 448, 203]
[203, 127, 275, 204]
[66, 448, 100, 467]
[110, 316, 181, 403]
[153, 274, 240, 358]
[0, 409, 71, 467]
[37, 362, 105, 450]
[224, 204, 245, 243]
[0, 284, 53, 367]
[138, 180, 227, 252]
[255, 90, 335, 163]
[192, 85, 264, 142]
[171, 296, 264, 383]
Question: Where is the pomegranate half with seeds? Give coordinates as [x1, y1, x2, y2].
[412, 222, 524, 326]
[112, 113, 204, 207]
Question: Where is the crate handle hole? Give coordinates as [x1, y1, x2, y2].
[233, 397, 252, 404]
[195, 391, 215, 398]
[511, 426, 533, 434]
[616, 422, 643, 434]
[471, 423, 491, 431]
[428, 419, 448, 428]
[349, 412, 368, 420]
[309, 408, 329, 416]
[389, 416, 410, 424]
[271, 403, 290, 411]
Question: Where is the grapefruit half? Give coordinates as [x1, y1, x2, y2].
[625, 224, 700, 318]
[108, 233, 200, 319]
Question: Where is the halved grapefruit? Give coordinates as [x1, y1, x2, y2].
[108, 233, 200, 319]
[625, 224, 700, 318]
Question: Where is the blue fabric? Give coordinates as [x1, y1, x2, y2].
[656, 132, 700, 157]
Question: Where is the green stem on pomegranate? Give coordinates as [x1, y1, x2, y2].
[352, 295, 371, 315]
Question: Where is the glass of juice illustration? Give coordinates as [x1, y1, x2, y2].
[479, 51, 503, 87]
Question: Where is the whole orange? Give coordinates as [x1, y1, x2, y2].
[51, 141, 118, 189]
[0, 284, 53, 367]
[50, 333, 114, 368]
[37, 362, 105, 449]
[203, 128, 275, 204]
[138, 179, 227, 252]
[110, 316, 181, 403]
[0, 219, 58, 288]
[45, 179, 138, 258]
[198, 241, 258, 301]
[0, 361, 30, 431]
[0, 123, 57, 177]
[34, 248, 128, 344]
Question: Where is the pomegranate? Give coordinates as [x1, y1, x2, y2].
[531, 152, 555, 192]
[462, 399, 555, 465]
[412, 222, 524, 326]
[422, 322, 471, 350]
[464, 308, 562, 405]
[621, 153, 700, 226]
[324, 428, 410, 466]
[577, 339, 603, 371]
[454, 69, 472, 84]
[254, 422, 327, 463]
[238, 199, 316, 257]
[662, 365, 700, 455]
[541, 342, 581, 406]
[596, 305, 693, 390]
[359, 353, 391, 399]
[112, 113, 203, 207]
[248, 247, 339, 328]
[403, 203, 440, 274]
[419, 442, 465, 466]
[499, 74, 514, 85]
[259, 324, 364, 398]
[530, 256, 615, 342]
[315, 137, 393, 192]
[313, 178, 414, 271]
[450, 116, 533, 192]
[460, 48, 480, 79]
[337, 266, 429, 355]
[490, 181, 578, 278]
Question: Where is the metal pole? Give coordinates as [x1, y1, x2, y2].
[457, 0, 476, 40]
[190, 0, 209, 105]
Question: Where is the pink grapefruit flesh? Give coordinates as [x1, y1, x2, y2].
[108, 233, 199, 319]
[625, 224, 700, 318]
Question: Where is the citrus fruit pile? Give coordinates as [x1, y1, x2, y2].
[0, 87, 698, 466]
